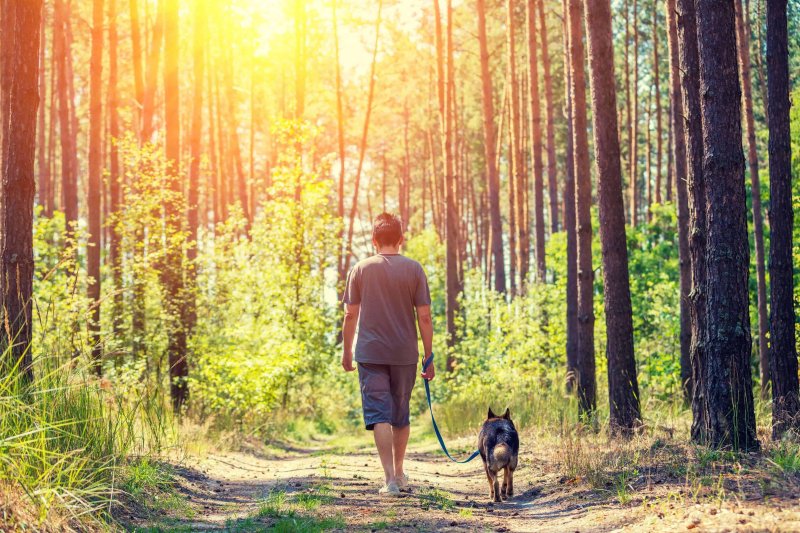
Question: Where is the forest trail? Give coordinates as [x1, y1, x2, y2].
[131, 435, 800, 532]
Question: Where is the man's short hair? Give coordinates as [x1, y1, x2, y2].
[372, 213, 403, 247]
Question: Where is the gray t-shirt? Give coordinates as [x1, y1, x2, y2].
[343, 254, 431, 365]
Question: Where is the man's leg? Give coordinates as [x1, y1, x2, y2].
[392, 424, 410, 479]
[389, 364, 417, 486]
[373, 423, 396, 484]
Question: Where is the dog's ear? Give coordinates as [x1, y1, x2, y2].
[488, 407, 497, 419]
[502, 408, 511, 420]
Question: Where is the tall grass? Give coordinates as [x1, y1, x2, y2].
[0, 350, 170, 528]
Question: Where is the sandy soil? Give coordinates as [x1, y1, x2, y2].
[130, 434, 800, 532]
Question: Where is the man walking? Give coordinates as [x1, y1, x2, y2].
[341, 213, 435, 496]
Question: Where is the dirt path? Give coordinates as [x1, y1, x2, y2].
[134, 436, 800, 532]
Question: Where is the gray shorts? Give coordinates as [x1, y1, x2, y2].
[357, 363, 417, 430]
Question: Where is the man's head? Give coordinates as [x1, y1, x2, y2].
[372, 213, 404, 250]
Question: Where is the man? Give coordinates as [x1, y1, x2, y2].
[341, 213, 435, 496]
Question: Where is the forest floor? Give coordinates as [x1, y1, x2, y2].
[125, 428, 800, 532]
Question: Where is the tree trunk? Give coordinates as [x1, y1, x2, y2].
[140, 0, 163, 142]
[734, 0, 769, 398]
[108, 0, 122, 336]
[624, 0, 632, 224]
[527, 0, 545, 283]
[562, 0, 578, 392]
[766, 0, 798, 439]
[87, 0, 104, 375]
[294, 0, 305, 119]
[333, 0, 347, 298]
[652, 0, 662, 205]
[539, 0, 558, 235]
[567, 0, 596, 415]
[54, 0, 78, 237]
[583, 0, 641, 434]
[666, 0, 691, 401]
[129, 0, 144, 121]
[677, 0, 707, 442]
[0, 0, 41, 381]
[508, 0, 527, 292]
[36, 7, 49, 216]
[187, 0, 205, 333]
[695, 0, 758, 451]
[476, 0, 506, 294]
[629, 0, 639, 226]
[443, 0, 461, 362]
[163, 0, 188, 412]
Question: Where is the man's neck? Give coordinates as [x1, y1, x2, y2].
[377, 246, 401, 255]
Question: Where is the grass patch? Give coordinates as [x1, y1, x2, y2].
[768, 441, 800, 474]
[418, 488, 455, 511]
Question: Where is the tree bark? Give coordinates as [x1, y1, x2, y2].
[443, 0, 461, 361]
[508, 0, 528, 292]
[667, 0, 691, 401]
[677, 0, 707, 441]
[629, 0, 639, 226]
[695, 0, 758, 451]
[527, 0, 545, 283]
[476, 0, 506, 294]
[129, 0, 144, 122]
[36, 6, 49, 216]
[163, 0, 188, 412]
[652, 0, 662, 205]
[87, 0, 104, 375]
[562, 0, 578, 392]
[187, 0, 205, 333]
[0, 0, 41, 381]
[140, 0, 163, 142]
[583, 0, 641, 434]
[734, 0, 769, 398]
[766, 0, 798, 439]
[54, 0, 78, 237]
[567, 0, 596, 415]
[538, 0, 558, 235]
[108, 0, 122, 335]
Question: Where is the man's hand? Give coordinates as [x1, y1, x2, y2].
[342, 350, 355, 372]
[421, 357, 435, 381]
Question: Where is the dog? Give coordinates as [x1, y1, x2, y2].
[478, 407, 519, 502]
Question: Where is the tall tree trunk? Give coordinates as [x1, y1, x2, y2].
[695, 0, 758, 451]
[163, 0, 188, 412]
[652, 0, 662, 205]
[476, 0, 506, 294]
[54, 0, 78, 238]
[568, 0, 596, 415]
[333, 0, 348, 303]
[508, 0, 527, 292]
[629, 0, 639, 226]
[645, 84, 653, 219]
[443, 0, 461, 361]
[527, 0, 546, 283]
[506, 101, 518, 296]
[734, 0, 769, 398]
[129, 0, 144, 123]
[562, 0, 578, 392]
[539, 0, 558, 235]
[187, 0, 205, 334]
[584, 0, 641, 434]
[108, 0, 122, 336]
[667, 0, 691, 401]
[677, 0, 707, 441]
[140, 0, 163, 142]
[0, 0, 41, 381]
[766, 0, 798, 439]
[87, 0, 105, 375]
[624, 0, 632, 224]
[36, 7, 49, 216]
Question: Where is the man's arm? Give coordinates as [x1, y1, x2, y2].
[416, 304, 435, 380]
[341, 303, 360, 372]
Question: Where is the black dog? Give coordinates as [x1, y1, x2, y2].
[478, 408, 519, 502]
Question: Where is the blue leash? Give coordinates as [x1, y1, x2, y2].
[422, 354, 481, 463]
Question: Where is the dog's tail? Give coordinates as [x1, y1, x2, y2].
[491, 443, 511, 469]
